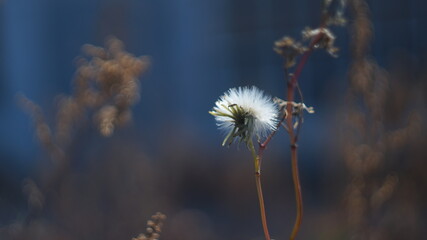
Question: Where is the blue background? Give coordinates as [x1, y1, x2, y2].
[1, 0, 426, 239]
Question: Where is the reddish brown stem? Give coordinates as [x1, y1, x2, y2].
[286, 32, 324, 240]
[257, 115, 287, 169]
[249, 140, 271, 240]
[289, 142, 303, 240]
[255, 172, 271, 240]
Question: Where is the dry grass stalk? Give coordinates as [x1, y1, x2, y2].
[19, 37, 150, 222]
[344, 0, 422, 239]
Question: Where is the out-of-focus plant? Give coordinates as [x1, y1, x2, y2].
[342, 0, 423, 239]
[132, 212, 166, 240]
[15, 37, 165, 240]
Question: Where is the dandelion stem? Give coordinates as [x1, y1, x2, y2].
[248, 140, 271, 240]
[255, 171, 270, 240]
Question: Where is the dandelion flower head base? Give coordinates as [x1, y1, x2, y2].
[210, 86, 278, 146]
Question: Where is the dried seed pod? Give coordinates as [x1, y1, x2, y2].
[274, 36, 307, 68]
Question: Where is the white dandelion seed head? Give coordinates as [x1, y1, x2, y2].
[210, 86, 278, 146]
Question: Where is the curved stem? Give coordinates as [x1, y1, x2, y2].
[248, 140, 271, 240]
[284, 29, 325, 240]
[289, 143, 303, 240]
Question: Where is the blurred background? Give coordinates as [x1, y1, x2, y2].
[1, 0, 426, 239]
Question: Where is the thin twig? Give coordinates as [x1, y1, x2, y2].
[257, 114, 287, 169]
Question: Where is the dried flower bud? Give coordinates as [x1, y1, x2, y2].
[274, 97, 314, 130]
[274, 36, 307, 68]
[274, 97, 315, 115]
[302, 27, 339, 57]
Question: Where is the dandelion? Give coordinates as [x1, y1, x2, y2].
[210, 86, 278, 240]
[209, 86, 278, 146]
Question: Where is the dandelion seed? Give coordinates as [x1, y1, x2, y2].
[209, 86, 278, 146]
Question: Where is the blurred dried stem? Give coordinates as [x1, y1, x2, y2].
[344, 0, 424, 239]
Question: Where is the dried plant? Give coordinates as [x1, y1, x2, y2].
[343, 0, 424, 239]
[18, 37, 151, 231]
[25, 38, 147, 149]
[132, 212, 166, 240]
